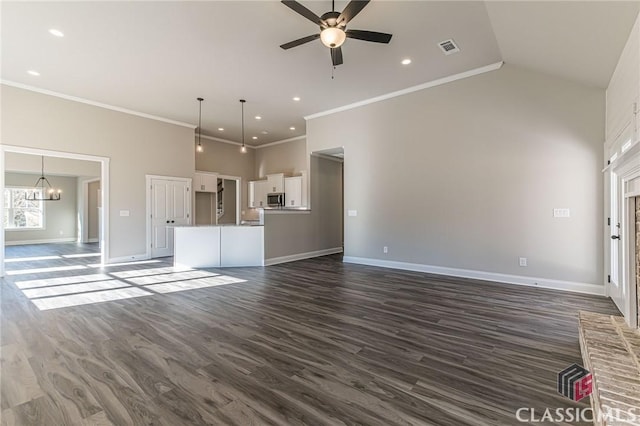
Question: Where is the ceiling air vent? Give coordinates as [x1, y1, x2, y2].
[438, 39, 460, 55]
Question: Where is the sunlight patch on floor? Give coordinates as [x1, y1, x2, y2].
[4, 255, 61, 263]
[145, 276, 247, 294]
[110, 266, 193, 279]
[22, 280, 130, 299]
[10, 263, 249, 311]
[6, 265, 87, 275]
[128, 270, 219, 285]
[87, 260, 162, 268]
[31, 287, 152, 310]
[62, 253, 101, 259]
[14, 274, 112, 289]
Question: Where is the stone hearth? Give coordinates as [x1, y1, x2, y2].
[578, 311, 640, 425]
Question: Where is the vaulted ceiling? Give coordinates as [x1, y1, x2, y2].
[2, 1, 638, 146]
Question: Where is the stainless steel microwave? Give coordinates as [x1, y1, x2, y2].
[267, 193, 285, 207]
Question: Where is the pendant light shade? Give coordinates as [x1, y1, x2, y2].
[28, 156, 61, 201]
[196, 97, 204, 153]
[240, 99, 247, 154]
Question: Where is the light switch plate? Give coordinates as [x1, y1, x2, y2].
[119, 210, 130, 217]
[348, 210, 357, 217]
[553, 208, 570, 218]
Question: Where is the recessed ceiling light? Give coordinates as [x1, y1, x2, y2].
[255, 116, 261, 120]
[293, 97, 301, 101]
[401, 58, 412, 65]
[49, 28, 64, 37]
[252, 136, 258, 140]
[218, 127, 224, 131]
[27, 70, 40, 76]
[261, 131, 268, 134]
[289, 126, 295, 130]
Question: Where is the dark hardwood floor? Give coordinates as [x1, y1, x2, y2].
[1, 243, 619, 425]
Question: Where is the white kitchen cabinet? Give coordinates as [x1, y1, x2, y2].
[266, 173, 285, 194]
[284, 175, 306, 207]
[248, 180, 268, 208]
[194, 172, 217, 192]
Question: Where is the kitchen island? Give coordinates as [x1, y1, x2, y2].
[173, 225, 264, 268]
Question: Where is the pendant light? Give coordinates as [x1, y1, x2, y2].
[28, 156, 61, 201]
[240, 99, 247, 153]
[196, 97, 204, 153]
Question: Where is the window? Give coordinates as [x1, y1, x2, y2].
[3, 187, 44, 229]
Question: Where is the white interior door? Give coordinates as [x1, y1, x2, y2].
[608, 171, 625, 312]
[151, 178, 190, 258]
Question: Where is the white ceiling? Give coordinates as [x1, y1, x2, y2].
[2, 1, 638, 146]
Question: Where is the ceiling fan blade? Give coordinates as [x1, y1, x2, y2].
[281, 0, 323, 25]
[280, 33, 320, 50]
[346, 29, 392, 44]
[337, 0, 370, 25]
[331, 47, 343, 66]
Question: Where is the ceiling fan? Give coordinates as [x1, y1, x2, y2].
[280, 0, 392, 66]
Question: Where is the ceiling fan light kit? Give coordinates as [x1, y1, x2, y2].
[280, 0, 392, 66]
[320, 27, 346, 48]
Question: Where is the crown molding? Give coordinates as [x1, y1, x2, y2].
[1, 80, 197, 129]
[304, 61, 504, 121]
[199, 133, 256, 149]
[254, 135, 306, 150]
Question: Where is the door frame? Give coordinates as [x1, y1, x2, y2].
[610, 142, 640, 328]
[145, 174, 192, 259]
[1, 145, 110, 277]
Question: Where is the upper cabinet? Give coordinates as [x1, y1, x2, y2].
[266, 173, 285, 194]
[194, 172, 218, 193]
[284, 173, 307, 208]
[606, 14, 639, 160]
[248, 180, 268, 208]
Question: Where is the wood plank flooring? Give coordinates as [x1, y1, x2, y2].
[1, 243, 620, 425]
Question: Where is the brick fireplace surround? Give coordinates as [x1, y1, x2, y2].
[577, 196, 640, 426]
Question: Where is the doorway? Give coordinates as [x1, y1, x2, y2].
[310, 147, 344, 251]
[0, 145, 109, 277]
[146, 175, 191, 258]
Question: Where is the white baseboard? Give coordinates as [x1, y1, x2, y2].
[86, 238, 99, 243]
[107, 253, 150, 263]
[343, 256, 606, 296]
[4, 237, 77, 246]
[265, 247, 343, 266]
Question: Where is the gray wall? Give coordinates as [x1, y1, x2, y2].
[4, 172, 78, 243]
[255, 138, 307, 178]
[264, 155, 343, 259]
[307, 64, 605, 286]
[2, 85, 195, 259]
[195, 139, 255, 220]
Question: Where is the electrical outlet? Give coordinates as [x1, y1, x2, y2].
[553, 208, 570, 218]
[383, 246, 388, 254]
[519, 257, 527, 267]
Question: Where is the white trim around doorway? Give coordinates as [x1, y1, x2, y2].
[0, 145, 110, 276]
[611, 141, 640, 328]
